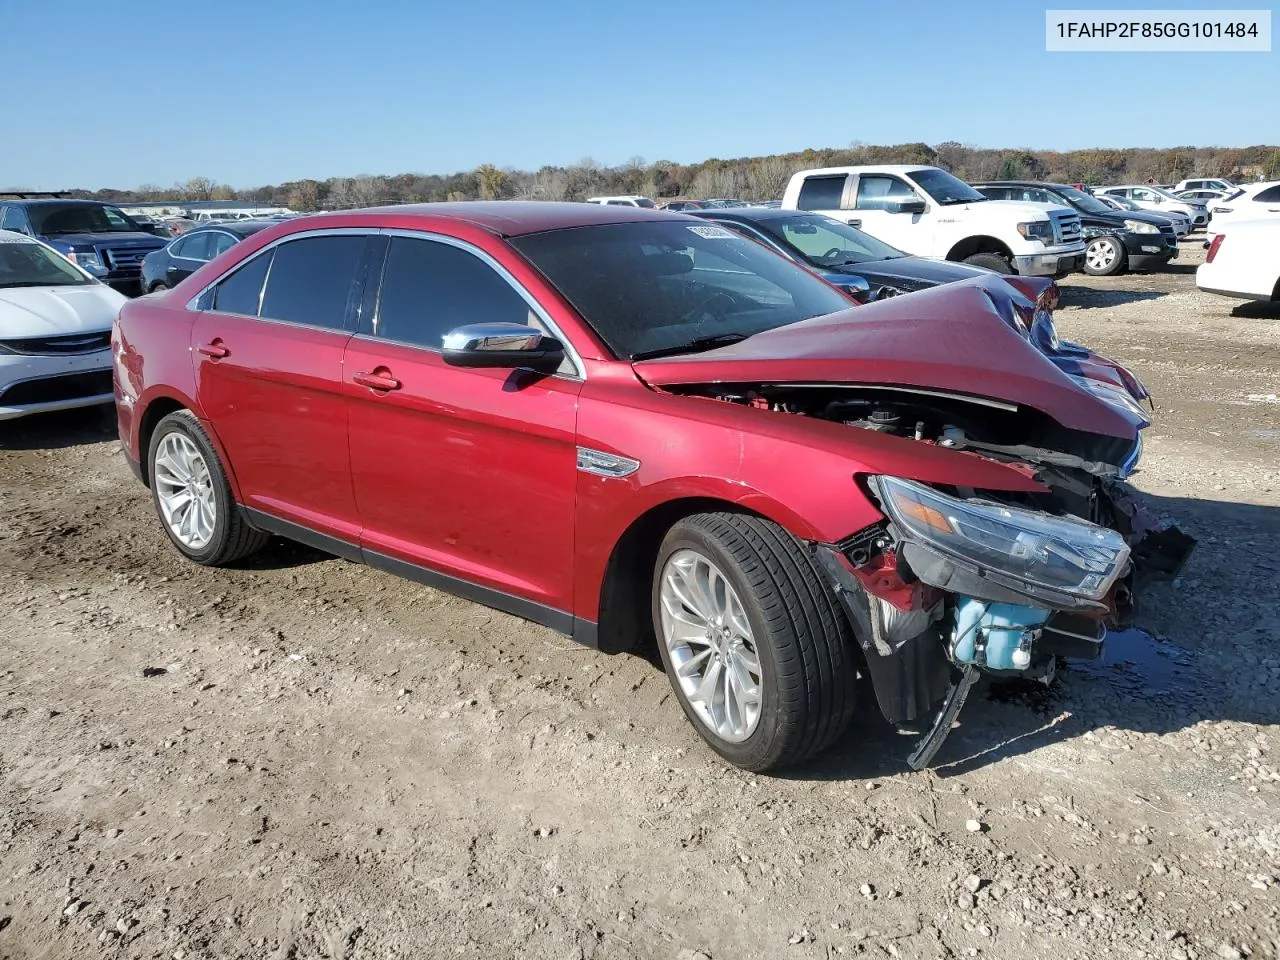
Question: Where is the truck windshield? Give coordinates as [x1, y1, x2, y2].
[908, 168, 988, 205]
[28, 203, 144, 235]
[0, 239, 93, 288]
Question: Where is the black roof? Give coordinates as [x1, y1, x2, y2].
[689, 207, 800, 223]
[0, 197, 120, 206]
[970, 180, 1077, 190]
[189, 220, 275, 237]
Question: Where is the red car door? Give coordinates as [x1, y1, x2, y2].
[344, 233, 581, 619]
[191, 232, 369, 543]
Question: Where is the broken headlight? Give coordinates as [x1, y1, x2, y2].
[870, 476, 1131, 602]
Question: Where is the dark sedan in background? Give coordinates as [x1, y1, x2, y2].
[139, 220, 273, 293]
[691, 206, 991, 301]
[972, 181, 1179, 276]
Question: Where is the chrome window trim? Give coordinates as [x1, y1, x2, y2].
[361, 228, 585, 381]
[185, 226, 376, 314]
[168, 228, 239, 264]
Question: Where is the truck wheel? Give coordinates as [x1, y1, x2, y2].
[652, 512, 857, 772]
[147, 410, 268, 566]
[963, 252, 1014, 274]
[1084, 236, 1127, 276]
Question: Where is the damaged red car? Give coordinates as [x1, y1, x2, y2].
[113, 202, 1194, 772]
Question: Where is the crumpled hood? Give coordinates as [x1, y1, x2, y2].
[633, 276, 1139, 440]
[0, 284, 127, 339]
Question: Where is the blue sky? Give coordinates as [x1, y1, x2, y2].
[2, 0, 1275, 190]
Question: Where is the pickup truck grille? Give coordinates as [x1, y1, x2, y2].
[103, 246, 156, 270]
[0, 331, 112, 356]
[1051, 211, 1083, 245]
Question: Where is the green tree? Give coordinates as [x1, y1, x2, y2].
[997, 156, 1021, 179]
[476, 164, 508, 200]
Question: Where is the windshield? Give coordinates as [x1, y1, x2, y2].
[764, 214, 905, 266]
[28, 203, 144, 236]
[634, 198, 656, 209]
[0, 239, 93, 288]
[1056, 185, 1115, 215]
[908, 168, 987, 205]
[510, 221, 854, 361]
[1106, 195, 1139, 211]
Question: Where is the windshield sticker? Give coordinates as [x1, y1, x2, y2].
[687, 224, 737, 240]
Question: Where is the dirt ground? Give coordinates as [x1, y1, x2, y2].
[2, 241, 1278, 960]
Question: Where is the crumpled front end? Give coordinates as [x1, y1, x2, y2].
[814, 460, 1194, 770]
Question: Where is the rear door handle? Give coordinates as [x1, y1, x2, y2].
[353, 370, 401, 391]
[197, 342, 229, 359]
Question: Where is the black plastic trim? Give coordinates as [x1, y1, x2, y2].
[242, 507, 363, 562]
[240, 507, 579, 638]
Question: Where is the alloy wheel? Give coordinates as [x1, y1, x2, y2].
[1087, 238, 1119, 271]
[659, 548, 762, 742]
[153, 432, 216, 550]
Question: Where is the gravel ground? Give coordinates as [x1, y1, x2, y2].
[1, 241, 1278, 960]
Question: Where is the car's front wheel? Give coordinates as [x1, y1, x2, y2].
[147, 410, 268, 565]
[652, 512, 857, 772]
[1084, 235, 1127, 276]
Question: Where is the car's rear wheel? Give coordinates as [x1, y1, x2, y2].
[652, 512, 857, 772]
[1084, 235, 1127, 276]
[148, 410, 267, 565]
[963, 252, 1014, 274]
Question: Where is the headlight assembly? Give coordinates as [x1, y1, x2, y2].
[1124, 219, 1160, 234]
[869, 476, 1131, 602]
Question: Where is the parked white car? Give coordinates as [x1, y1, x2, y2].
[1094, 194, 1191, 237]
[780, 165, 1086, 276]
[1097, 185, 1208, 229]
[1175, 189, 1230, 204]
[1196, 219, 1280, 304]
[0, 230, 126, 420]
[1173, 177, 1237, 194]
[585, 195, 656, 208]
[1204, 182, 1280, 238]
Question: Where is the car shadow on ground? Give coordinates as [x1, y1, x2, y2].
[778, 490, 1280, 782]
[0, 406, 116, 451]
[1057, 286, 1166, 310]
[1230, 300, 1280, 320]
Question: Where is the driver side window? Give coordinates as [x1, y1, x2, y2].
[855, 176, 914, 211]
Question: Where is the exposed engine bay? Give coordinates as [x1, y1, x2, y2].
[668, 379, 1197, 769]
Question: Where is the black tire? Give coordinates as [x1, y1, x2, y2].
[652, 512, 857, 772]
[1083, 235, 1127, 276]
[962, 252, 1014, 274]
[149, 282, 169, 293]
[147, 410, 268, 566]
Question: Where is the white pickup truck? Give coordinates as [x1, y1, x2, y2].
[781, 165, 1086, 276]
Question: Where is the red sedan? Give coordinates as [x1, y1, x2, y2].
[113, 202, 1190, 772]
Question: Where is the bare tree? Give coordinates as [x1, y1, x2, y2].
[746, 156, 792, 201]
[286, 181, 320, 211]
[690, 166, 744, 199]
[178, 176, 216, 201]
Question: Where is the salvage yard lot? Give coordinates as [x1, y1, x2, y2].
[1, 242, 1278, 960]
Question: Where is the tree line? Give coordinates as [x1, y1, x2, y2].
[45, 142, 1280, 210]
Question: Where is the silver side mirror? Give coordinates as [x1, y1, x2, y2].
[441, 322, 565, 373]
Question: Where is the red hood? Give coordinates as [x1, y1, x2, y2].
[633, 277, 1136, 440]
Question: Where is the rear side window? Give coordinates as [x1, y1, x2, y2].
[1254, 185, 1280, 203]
[211, 250, 273, 315]
[259, 235, 364, 330]
[173, 232, 213, 261]
[796, 175, 847, 211]
[855, 176, 915, 210]
[208, 232, 238, 257]
[374, 237, 532, 349]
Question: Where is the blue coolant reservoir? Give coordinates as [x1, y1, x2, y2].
[951, 597, 1052, 671]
